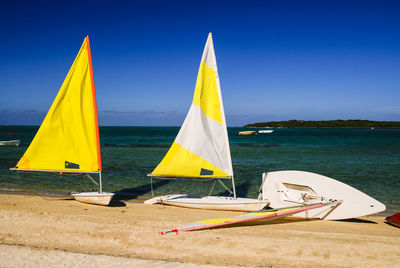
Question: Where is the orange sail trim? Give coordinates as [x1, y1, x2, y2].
[86, 36, 102, 171]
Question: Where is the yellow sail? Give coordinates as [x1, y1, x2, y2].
[151, 33, 233, 178]
[14, 36, 102, 173]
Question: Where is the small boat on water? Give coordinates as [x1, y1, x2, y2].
[0, 140, 20, 146]
[258, 129, 273, 134]
[237, 131, 258, 135]
[236, 130, 274, 135]
[10, 36, 114, 206]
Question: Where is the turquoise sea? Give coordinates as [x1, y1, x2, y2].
[0, 126, 399, 214]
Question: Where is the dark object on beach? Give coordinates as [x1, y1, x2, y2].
[385, 212, 400, 228]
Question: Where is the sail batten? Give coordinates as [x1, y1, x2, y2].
[151, 33, 233, 179]
[13, 37, 101, 173]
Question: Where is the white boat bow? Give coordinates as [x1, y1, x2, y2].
[71, 192, 115, 206]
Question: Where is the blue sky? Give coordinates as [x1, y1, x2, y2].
[0, 0, 399, 126]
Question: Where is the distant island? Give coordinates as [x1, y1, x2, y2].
[244, 120, 400, 128]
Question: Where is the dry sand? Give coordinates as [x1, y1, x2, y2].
[0, 193, 399, 267]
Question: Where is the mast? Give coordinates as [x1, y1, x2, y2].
[99, 171, 103, 194]
[86, 36, 103, 194]
[231, 176, 237, 199]
[209, 32, 236, 198]
[86, 36, 102, 173]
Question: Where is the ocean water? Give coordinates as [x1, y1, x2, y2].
[0, 126, 399, 214]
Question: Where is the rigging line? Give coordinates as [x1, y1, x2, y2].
[82, 174, 97, 192]
[14, 172, 71, 201]
[150, 176, 154, 197]
[208, 180, 217, 196]
[85, 174, 99, 186]
[217, 179, 233, 195]
[321, 200, 342, 220]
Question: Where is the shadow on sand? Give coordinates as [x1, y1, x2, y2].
[111, 180, 171, 204]
[385, 221, 400, 228]
[337, 218, 378, 224]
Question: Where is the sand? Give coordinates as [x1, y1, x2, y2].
[0, 193, 399, 267]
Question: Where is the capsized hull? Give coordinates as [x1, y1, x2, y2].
[71, 192, 114, 206]
[144, 194, 269, 212]
[261, 170, 386, 220]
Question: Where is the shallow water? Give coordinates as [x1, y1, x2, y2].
[0, 126, 399, 213]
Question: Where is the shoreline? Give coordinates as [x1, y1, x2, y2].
[1, 193, 399, 267]
[0, 189, 394, 216]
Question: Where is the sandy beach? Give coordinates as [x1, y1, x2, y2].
[0, 193, 399, 267]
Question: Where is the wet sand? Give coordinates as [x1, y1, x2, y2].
[0, 193, 399, 267]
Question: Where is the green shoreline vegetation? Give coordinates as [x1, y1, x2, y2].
[244, 120, 400, 128]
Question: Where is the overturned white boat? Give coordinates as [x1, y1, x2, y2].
[145, 33, 269, 212]
[259, 170, 386, 220]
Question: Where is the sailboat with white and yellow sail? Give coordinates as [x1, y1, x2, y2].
[145, 33, 269, 211]
[10, 36, 114, 206]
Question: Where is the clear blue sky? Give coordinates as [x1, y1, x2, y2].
[0, 0, 399, 126]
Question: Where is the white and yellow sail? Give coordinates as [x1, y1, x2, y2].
[14, 36, 102, 173]
[151, 33, 233, 178]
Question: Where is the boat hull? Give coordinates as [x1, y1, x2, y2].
[258, 130, 273, 134]
[144, 194, 269, 211]
[261, 170, 386, 220]
[71, 192, 114, 206]
[237, 131, 257, 135]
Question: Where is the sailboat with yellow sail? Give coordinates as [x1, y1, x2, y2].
[10, 36, 114, 206]
[145, 33, 269, 211]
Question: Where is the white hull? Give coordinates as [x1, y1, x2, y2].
[0, 140, 20, 146]
[261, 170, 386, 220]
[258, 130, 273, 134]
[144, 194, 269, 212]
[71, 192, 114, 206]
